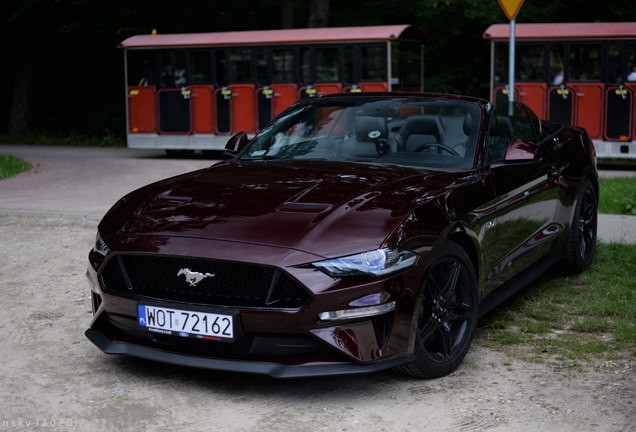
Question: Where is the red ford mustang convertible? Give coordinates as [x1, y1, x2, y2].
[86, 93, 598, 378]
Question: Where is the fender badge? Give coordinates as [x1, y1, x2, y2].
[177, 268, 215, 286]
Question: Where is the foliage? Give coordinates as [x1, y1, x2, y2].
[598, 177, 636, 215]
[477, 243, 636, 363]
[0, 155, 30, 179]
[0, 0, 635, 141]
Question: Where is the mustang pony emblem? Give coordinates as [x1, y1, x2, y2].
[177, 268, 215, 286]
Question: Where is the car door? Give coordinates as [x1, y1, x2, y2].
[481, 102, 562, 297]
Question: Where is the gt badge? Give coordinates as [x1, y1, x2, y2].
[177, 268, 215, 286]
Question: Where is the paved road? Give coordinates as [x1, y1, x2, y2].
[1, 144, 635, 243]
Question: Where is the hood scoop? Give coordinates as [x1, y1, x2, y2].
[276, 202, 333, 214]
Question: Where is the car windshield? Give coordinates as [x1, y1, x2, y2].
[240, 96, 481, 169]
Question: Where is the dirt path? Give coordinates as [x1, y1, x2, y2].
[0, 215, 633, 431]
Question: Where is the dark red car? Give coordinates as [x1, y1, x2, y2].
[86, 93, 598, 378]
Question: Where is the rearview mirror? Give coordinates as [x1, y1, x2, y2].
[505, 138, 538, 162]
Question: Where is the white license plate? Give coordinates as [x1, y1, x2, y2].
[137, 304, 234, 339]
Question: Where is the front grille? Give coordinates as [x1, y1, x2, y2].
[100, 255, 309, 309]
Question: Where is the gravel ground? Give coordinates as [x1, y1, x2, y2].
[0, 215, 634, 432]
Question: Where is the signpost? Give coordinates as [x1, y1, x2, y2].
[497, 0, 525, 102]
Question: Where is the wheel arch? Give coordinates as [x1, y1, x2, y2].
[447, 227, 480, 284]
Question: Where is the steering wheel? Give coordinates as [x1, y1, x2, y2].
[413, 142, 460, 156]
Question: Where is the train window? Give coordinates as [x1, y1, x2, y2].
[494, 43, 508, 84]
[190, 51, 210, 84]
[361, 46, 384, 80]
[391, 41, 421, 90]
[272, 49, 294, 83]
[256, 48, 269, 85]
[230, 49, 253, 83]
[127, 50, 155, 86]
[344, 46, 356, 84]
[160, 51, 174, 88]
[607, 42, 623, 84]
[215, 49, 228, 86]
[628, 44, 636, 82]
[516, 45, 544, 81]
[300, 48, 312, 84]
[316, 48, 339, 81]
[569, 44, 601, 81]
[174, 50, 187, 86]
[550, 43, 565, 85]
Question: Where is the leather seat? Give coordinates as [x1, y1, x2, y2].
[340, 116, 394, 158]
[393, 115, 444, 152]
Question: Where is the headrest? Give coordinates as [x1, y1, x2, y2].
[355, 116, 388, 141]
[399, 115, 443, 138]
[463, 112, 473, 135]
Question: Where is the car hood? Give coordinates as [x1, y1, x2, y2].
[105, 160, 462, 258]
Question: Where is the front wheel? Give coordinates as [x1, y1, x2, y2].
[564, 179, 597, 274]
[395, 242, 478, 378]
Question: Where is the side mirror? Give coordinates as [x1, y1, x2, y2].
[224, 132, 250, 157]
[505, 138, 538, 161]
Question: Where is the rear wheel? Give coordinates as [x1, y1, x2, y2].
[395, 242, 478, 378]
[564, 179, 597, 274]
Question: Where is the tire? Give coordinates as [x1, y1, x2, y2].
[564, 179, 597, 274]
[395, 242, 478, 378]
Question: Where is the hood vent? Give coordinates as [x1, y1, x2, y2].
[276, 202, 332, 214]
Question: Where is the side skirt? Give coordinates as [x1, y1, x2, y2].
[478, 255, 562, 318]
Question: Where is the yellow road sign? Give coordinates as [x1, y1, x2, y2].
[497, 0, 525, 20]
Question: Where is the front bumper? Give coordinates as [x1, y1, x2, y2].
[85, 328, 414, 378]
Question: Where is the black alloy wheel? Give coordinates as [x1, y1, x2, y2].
[396, 241, 478, 378]
[564, 179, 597, 274]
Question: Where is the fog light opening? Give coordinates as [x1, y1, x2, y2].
[318, 301, 396, 322]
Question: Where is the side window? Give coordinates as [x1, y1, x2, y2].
[361, 46, 385, 81]
[569, 44, 602, 81]
[550, 43, 565, 85]
[190, 50, 210, 84]
[494, 43, 509, 85]
[272, 49, 295, 83]
[315, 48, 338, 82]
[607, 42, 623, 85]
[516, 45, 544, 81]
[487, 102, 541, 163]
[229, 49, 252, 83]
[627, 44, 636, 82]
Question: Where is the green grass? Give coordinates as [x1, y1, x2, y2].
[476, 243, 636, 364]
[0, 155, 30, 180]
[599, 177, 636, 215]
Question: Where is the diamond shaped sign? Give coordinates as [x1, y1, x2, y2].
[497, 0, 525, 20]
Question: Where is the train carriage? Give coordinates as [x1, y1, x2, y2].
[483, 22, 636, 159]
[120, 25, 429, 153]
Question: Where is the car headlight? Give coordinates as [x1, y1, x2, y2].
[94, 231, 110, 257]
[313, 247, 418, 277]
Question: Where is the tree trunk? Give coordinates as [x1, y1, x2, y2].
[281, 0, 294, 29]
[7, 52, 36, 136]
[308, 0, 329, 28]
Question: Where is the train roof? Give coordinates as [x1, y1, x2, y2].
[483, 22, 636, 41]
[119, 24, 429, 49]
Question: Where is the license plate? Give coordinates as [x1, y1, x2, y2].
[137, 304, 234, 340]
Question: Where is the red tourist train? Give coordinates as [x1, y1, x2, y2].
[483, 22, 636, 159]
[119, 25, 428, 154]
